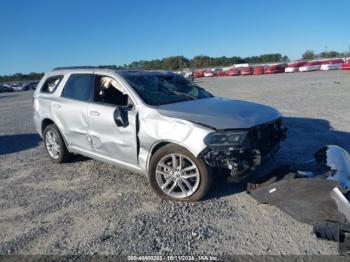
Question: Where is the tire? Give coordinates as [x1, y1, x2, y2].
[43, 124, 72, 163]
[149, 144, 212, 201]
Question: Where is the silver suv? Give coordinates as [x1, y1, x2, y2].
[33, 67, 286, 201]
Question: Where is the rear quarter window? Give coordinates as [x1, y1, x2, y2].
[40, 75, 63, 93]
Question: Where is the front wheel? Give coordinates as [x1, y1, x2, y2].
[149, 144, 212, 201]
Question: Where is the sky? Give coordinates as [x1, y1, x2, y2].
[0, 0, 349, 75]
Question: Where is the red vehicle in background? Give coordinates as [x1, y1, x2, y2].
[241, 67, 253, 76]
[253, 66, 265, 75]
[342, 60, 350, 70]
[227, 68, 241, 76]
[217, 70, 227, 77]
[193, 70, 204, 78]
[285, 61, 307, 73]
[265, 64, 286, 74]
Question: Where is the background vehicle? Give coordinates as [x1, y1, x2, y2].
[342, 60, 350, 70]
[285, 61, 307, 73]
[33, 68, 285, 201]
[0, 84, 14, 92]
[216, 70, 227, 77]
[193, 70, 204, 78]
[227, 67, 241, 76]
[299, 61, 322, 72]
[241, 67, 253, 76]
[0, 85, 14, 92]
[320, 59, 344, 71]
[10, 83, 26, 91]
[203, 70, 214, 77]
[21, 81, 39, 90]
[265, 63, 286, 74]
[253, 66, 265, 75]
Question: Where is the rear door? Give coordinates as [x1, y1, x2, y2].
[51, 73, 94, 151]
[87, 74, 138, 165]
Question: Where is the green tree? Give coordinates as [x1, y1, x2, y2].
[302, 50, 315, 60]
[319, 51, 340, 58]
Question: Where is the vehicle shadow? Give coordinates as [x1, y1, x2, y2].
[0, 133, 91, 163]
[206, 116, 350, 200]
[0, 133, 41, 155]
[67, 154, 91, 163]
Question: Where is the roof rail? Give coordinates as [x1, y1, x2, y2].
[52, 66, 99, 71]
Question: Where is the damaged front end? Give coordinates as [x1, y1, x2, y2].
[248, 145, 350, 242]
[199, 118, 287, 179]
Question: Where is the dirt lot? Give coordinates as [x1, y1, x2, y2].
[1, 70, 350, 255]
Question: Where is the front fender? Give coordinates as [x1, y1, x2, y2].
[137, 107, 213, 172]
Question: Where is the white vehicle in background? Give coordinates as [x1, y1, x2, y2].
[320, 59, 344, 71]
[203, 70, 214, 77]
[183, 71, 194, 82]
[299, 61, 322, 72]
[285, 61, 307, 73]
[177, 69, 194, 82]
[233, 63, 249, 68]
[10, 83, 25, 91]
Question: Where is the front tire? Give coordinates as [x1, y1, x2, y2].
[149, 144, 212, 201]
[43, 124, 72, 163]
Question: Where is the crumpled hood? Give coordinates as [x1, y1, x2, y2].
[158, 97, 282, 129]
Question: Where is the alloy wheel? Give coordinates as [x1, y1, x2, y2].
[155, 153, 200, 199]
[45, 130, 61, 159]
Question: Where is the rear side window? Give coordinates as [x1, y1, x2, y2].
[41, 75, 63, 93]
[61, 74, 94, 102]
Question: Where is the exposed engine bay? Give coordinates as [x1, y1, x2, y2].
[247, 145, 350, 243]
[200, 118, 287, 177]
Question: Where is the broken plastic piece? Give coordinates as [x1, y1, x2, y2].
[313, 221, 347, 242]
[331, 187, 350, 222]
[248, 145, 350, 242]
[314, 145, 350, 190]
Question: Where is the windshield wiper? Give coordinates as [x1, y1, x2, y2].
[170, 90, 196, 99]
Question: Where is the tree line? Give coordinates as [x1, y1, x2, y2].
[0, 72, 44, 84]
[302, 50, 349, 60]
[101, 53, 288, 71]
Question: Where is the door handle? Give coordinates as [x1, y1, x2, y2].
[54, 104, 61, 108]
[89, 111, 100, 116]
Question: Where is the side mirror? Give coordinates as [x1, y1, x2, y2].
[114, 106, 129, 127]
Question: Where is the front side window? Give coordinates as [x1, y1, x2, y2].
[121, 73, 212, 106]
[61, 74, 94, 102]
[41, 75, 63, 93]
[93, 75, 129, 106]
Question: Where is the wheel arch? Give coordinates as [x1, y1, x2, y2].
[41, 118, 70, 150]
[145, 140, 198, 172]
[41, 118, 55, 135]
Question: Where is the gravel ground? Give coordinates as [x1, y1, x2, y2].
[1, 70, 350, 256]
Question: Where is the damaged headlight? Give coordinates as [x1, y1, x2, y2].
[204, 131, 247, 147]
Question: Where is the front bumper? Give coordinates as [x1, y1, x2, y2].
[199, 118, 287, 177]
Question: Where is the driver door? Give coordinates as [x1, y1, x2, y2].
[87, 74, 138, 165]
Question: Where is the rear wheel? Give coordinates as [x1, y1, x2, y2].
[149, 144, 212, 201]
[43, 124, 72, 163]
